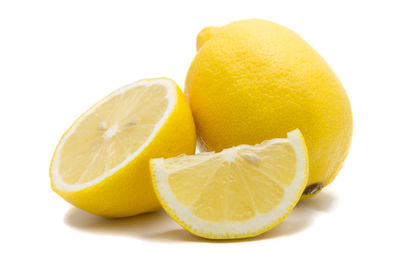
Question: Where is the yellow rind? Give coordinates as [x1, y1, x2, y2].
[185, 19, 353, 198]
[150, 130, 309, 239]
[50, 78, 196, 218]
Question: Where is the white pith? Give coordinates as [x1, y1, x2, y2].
[151, 129, 307, 238]
[51, 79, 177, 192]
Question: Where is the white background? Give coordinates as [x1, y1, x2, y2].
[1, 0, 399, 266]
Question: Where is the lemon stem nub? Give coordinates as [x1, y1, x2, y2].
[303, 183, 323, 196]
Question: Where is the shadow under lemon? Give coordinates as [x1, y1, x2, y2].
[64, 190, 338, 243]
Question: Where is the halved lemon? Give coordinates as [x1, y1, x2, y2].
[150, 129, 308, 239]
[50, 78, 196, 218]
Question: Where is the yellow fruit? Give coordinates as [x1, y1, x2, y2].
[151, 129, 308, 239]
[50, 78, 196, 217]
[185, 19, 353, 198]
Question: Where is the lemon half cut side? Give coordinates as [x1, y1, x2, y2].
[50, 78, 196, 217]
[151, 129, 308, 239]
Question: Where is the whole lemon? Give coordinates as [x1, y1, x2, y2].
[185, 19, 353, 198]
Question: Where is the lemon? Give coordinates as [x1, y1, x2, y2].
[50, 78, 196, 217]
[150, 129, 308, 239]
[185, 19, 353, 198]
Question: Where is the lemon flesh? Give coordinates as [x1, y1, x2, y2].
[55, 82, 169, 189]
[50, 78, 196, 217]
[151, 129, 308, 239]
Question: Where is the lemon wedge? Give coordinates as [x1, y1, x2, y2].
[150, 129, 308, 239]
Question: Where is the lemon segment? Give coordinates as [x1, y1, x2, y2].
[150, 129, 308, 239]
[50, 78, 196, 217]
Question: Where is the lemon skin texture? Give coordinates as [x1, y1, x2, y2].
[185, 19, 353, 198]
[50, 80, 196, 218]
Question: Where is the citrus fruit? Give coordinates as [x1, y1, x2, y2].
[185, 19, 353, 198]
[50, 78, 196, 217]
[150, 129, 308, 239]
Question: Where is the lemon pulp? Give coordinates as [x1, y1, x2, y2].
[52, 82, 172, 191]
[151, 129, 308, 239]
[50, 78, 197, 217]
